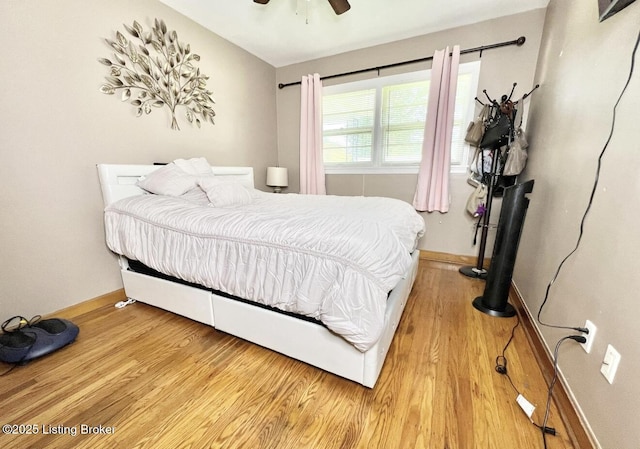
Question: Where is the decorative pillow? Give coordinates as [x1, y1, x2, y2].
[198, 177, 253, 208]
[136, 163, 198, 196]
[173, 157, 212, 175]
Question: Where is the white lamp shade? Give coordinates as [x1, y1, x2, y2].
[266, 167, 288, 187]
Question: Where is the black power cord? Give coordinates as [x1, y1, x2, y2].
[495, 322, 586, 445]
[537, 26, 640, 333]
[494, 314, 559, 437]
[540, 336, 586, 449]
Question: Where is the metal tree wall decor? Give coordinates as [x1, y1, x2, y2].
[99, 19, 216, 130]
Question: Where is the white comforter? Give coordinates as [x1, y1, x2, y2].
[104, 190, 425, 351]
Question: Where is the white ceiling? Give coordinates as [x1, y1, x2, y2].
[159, 0, 549, 67]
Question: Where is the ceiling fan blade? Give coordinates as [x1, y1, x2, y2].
[254, 0, 270, 4]
[328, 0, 351, 15]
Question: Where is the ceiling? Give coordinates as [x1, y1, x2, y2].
[159, 0, 549, 67]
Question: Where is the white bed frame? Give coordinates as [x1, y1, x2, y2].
[97, 164, 420, 388]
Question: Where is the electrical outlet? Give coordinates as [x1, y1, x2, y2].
[600, 344, 621, 384]
[580, 320, 597, 353]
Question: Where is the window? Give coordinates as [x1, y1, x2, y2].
[322, 61, 481, 174]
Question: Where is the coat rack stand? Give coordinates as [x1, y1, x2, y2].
[459, 150, 500, 279]
[459, 83, 538, 280]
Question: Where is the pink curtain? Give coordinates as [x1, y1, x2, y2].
[299, 73, 326, 195]
[413, 46, 460, 212]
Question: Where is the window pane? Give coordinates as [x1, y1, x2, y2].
[382, 128, 424, 163]
[451, 73, 472, 166]
[323, 89, 375, 164]
[381, 81, 429, 164]
[323, 132, 372, 163]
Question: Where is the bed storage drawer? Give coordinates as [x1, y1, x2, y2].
[212, 293, 367, 385]
[121, 269, 214, 326]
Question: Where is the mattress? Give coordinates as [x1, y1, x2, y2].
[104, 189, 425, 351]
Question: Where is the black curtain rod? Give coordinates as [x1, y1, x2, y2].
[278, 36, 526, 89]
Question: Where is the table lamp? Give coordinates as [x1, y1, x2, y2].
[266, 166, 288, 193]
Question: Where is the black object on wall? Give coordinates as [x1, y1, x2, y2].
[473, 179, 535, 317]
[598, 0, 637, 21]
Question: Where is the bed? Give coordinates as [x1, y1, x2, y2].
[97, 162, 424, 387]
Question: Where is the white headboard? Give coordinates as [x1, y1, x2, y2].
[97, 164, 255, 206]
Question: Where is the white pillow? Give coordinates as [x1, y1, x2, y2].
[179, 187, 210, 204]
[136, 163, 198, 196]
[198, 177, 253, 208]
[173, 157, 212, 175]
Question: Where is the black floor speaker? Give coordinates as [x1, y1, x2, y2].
[473, 179, 534, 317]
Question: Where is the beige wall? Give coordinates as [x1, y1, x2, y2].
[6, 1, 637, 445]
[0, 0, 277, 318]
[275, 9, 546, 256]
[516, 1, 640, 448]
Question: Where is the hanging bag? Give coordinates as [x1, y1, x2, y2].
[503, 102, 528, 176]
[480, 111, 512, 149]
[465, 183, 488, 218]
[503, 131, 528, 175]
[464, 104, 489, 147]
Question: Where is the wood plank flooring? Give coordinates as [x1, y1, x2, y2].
[0, 260, 579, 449]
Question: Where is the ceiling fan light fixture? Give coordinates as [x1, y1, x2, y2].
[254, 0, 350, 16]
[328, 0, 351, 15]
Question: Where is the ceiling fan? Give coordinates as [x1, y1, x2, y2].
[253, 0, 351, 15]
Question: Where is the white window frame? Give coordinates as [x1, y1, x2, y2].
[322, 60, 481, 175]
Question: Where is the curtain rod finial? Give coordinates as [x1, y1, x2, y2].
[516, 36, 526, 46]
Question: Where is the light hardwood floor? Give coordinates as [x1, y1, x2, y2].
[0, 260, 579, 449]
